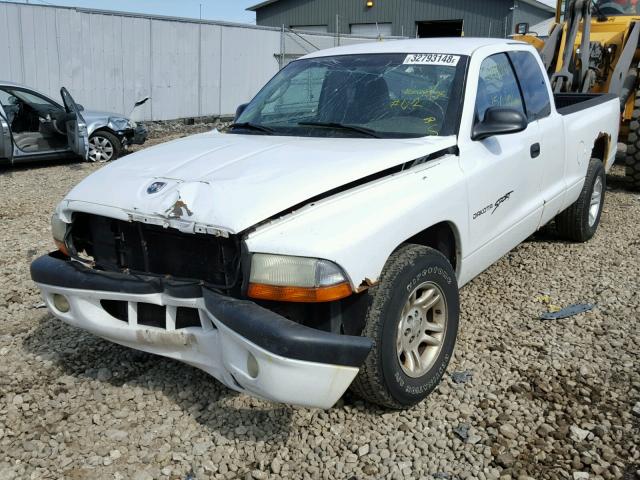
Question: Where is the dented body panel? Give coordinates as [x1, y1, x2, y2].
[59, 131, 457, 235]
[31, 38, 620, 408]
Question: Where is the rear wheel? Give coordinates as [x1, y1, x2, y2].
[88, 131, 121, 162]
[350, 244, 459, 409]
[624, 95, 640, 190]
[555, 158, 605, 242]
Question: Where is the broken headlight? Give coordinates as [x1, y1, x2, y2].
[51, 211, 70, 256]
[247, 254, 352, 303]
[109, 117, 135, 130]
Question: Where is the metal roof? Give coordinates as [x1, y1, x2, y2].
[248, 0, 556, 12]
[247, 0, 280, 11]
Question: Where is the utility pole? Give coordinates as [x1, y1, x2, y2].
[506, 0, 518, 37]
[199, 4, 202, 20]
[280, 24, 285, 69]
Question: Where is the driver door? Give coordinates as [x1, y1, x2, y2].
[60, 87, 89, 160]
[461, 53, 544, 271]
[0, 90, 14, 162]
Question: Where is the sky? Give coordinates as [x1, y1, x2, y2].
[3, 0, 258, 24]
[4, 0, 558, 23]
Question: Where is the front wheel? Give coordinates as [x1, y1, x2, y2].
[88, 131, 122, 162]
[350, 244, 459, 409]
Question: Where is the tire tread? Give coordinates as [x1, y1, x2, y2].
[625, 96, 640, 190]
[555, 158, 604, 242]
[350, 244, 455, 409]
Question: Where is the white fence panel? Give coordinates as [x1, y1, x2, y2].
[199, 24, 223, 118]
[150, 19, 201, 120]
[0, 2, 403, 121]
[0, 4, 23, 82]
[220, 26, 281, 115]
[121, 16, 153, 120]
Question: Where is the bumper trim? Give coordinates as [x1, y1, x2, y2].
[203, 290, 373, 368]
[31, 252, 162, 295]
[31, 253, 374, 369]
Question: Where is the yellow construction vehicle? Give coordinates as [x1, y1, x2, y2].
[517, 0, 640, 189]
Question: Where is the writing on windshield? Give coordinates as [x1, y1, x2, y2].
[233, 53, 468, 139]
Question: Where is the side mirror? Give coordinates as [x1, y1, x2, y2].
[235, 103, 249, 121]
[76, 104, 85, 112]
[472, 107, 528, 141]
[515, 22, 530, 35]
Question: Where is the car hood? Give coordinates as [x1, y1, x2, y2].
[62, 130, 457, 234]
[82, 110, 126, 121]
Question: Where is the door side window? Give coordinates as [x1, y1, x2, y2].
[508, 51, 551, 121]
[6, 88, 61, 109]
[475, 53, 525, 122]
[0, 89, 14, 106]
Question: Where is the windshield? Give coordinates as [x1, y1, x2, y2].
[233, 53, 468, 139]
[595, 0, 640, 15]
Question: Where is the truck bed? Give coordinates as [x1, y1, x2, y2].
[554, 93, 619, 116]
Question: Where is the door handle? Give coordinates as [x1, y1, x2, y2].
[530, 143, 541, 158]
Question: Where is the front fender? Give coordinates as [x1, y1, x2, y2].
[245, 154, 468, 289]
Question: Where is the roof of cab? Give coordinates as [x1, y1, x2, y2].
[301, 37, 524, 60]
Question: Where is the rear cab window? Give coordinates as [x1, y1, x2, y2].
[508, 51, 551, 121]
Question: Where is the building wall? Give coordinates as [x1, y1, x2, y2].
[255, 0, 552, 38]
[513, 1, 555, 31]
[0, 2, 387, 121]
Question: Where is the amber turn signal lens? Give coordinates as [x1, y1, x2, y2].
[54, 239, 70, 257]
[247, 282, 353, 303]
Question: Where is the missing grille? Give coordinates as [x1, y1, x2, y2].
[70, 213, 241, 291]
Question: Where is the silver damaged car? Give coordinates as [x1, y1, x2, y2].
[0, 81, 148, 164]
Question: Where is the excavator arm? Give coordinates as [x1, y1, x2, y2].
[550, 0, 593, 92]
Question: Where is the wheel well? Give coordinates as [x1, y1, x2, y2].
[90, 127, 118, 139]
[592, 134, 610, 163]
[404, 221, 459, 271]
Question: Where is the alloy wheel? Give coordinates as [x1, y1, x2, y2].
[589, 176, 603, 227]
[88, 135, 115, 162]
[396, 281, 448, 378]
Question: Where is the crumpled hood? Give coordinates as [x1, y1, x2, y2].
[82, 110, 127, 122]
[62, 130, 456, 234]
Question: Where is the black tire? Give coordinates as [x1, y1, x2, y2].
[350, 244, 459, 409]
[555, 158, 605, 242]
[88, 130, 122, 162]
[625, 97, 640, 190]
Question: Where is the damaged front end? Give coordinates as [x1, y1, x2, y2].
[69, 212, 242, 293]
[34, 208, 373, 408]
[30, 252, 372, 409]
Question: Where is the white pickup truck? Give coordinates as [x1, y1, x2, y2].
[31, 38, 619, 410]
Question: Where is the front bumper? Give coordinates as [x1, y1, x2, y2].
[30, 253, 372, 409]
[122, 124, 148, 146]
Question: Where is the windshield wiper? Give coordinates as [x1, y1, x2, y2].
[298, 121, 382, 138]
[229, 122, 275, 135]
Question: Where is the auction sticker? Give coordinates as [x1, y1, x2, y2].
[403, 53, 460, 66]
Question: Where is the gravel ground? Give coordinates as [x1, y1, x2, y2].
[0, 126, 638, 480]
